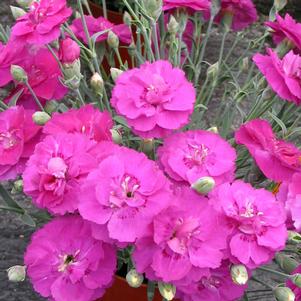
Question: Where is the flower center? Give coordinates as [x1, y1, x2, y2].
[184, 143, 210, 167]
[48, 157, 68, 179]
[121, 175, 140, 198]
[0, 131, 19, 150]
[144, 75, 170, 106]
[58, 254, 75, 273]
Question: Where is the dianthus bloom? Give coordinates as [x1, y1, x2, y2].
[133, 188, 228, 282]
[287, 265, 301, 300]
[0, 106, 41, 180]
[215, 0, 258, 31]
[11, 0, 71, 45]
[266, 14, 301, 51]
[253, 49, 301, 105]
[78, 145, 172, 243]
[286, 173, 301, 230]
[111, 60, 196, 138]
[23, 133, 102, 215]
[25, 215, 116, 301]
[210, 181, 287, 268]
[59, 37, 81, 64]
[235, 119, 301, 182]
[71, 16, 131, 45]
[43, 105, 113, 142]
[176, 261, 247, 301]
[163, 0, 211, 12]
[157, 130, 236, 185]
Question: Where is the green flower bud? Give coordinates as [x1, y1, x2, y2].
[291, 274, 301, 288]
[10, 6, 26, 19]
[288, 231, 301, 244]
[110, 67, 123, 82]
[10, 65, 28, 83]
[90, 73, 104, 95]
[63, 59, 83, 89]
[126, 269, 144, 288]
[16, 0, 33, 8]
[12, 179, 23, 194]
[128, 42, 136, 57]
[142, 0, 163, 21]
[207, 126, 218, 134]
[221, 12, 233, 32]
[275, 253, 299, 274]
[32, 111, 51, 126]
[273, 287, 295, 301]
[111, 129, 122, 145]
[230, 264, 248, 285]
[107, 31, 119, 49]
[167, 16, 179, 35]
[158, 282, 176, 301]
[240, 57, 249, 72]
[44, 100, 59, 114]
[206, 62, 219, 80]
[191, 176, 215, 195]
[7, 265, 26, 282]
[123, 11, 132, 26]
[141, 139, 154, 155]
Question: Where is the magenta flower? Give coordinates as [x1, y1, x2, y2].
[253, 48, 301, 105]
[11, 0, 71, 45]
[215, 0, 258, 31]
[44, 105, 113, 142]
[0, 106, 41, 180]
[25, 215, 116, 301]
[71, 16, 131, 45]
[78, 145, 172, 243]
[23, 133, 102, 215]
[133, 188, 228, 282]
[157, 130, 236, 185]
[287, 265, 301, 300]
[210, 181, 287, 268]
[163, 0, 211, 12]
[235, 119, 301, 182]
[111, 60, 196, 138]
[266, 14, 301, 51]
[59, 37, 81, 64]
[286, 173, 301, 230]
[176, 261, 247, 301]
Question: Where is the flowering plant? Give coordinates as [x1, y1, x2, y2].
[1, 0, 301, 300]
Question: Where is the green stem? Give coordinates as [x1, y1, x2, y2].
[46, 44, 64, 71]
[25, 81, 44, 111]
[257, 266, 290, 279]
[114, 48, 125, 69]
[75, 89, 86, 106]
[251, 276, 274, 290]
[102, 0, 108, 19]
[151, 20, 160, 60]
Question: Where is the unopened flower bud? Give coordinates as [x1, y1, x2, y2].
[207, 62, 219, 79]
[16, 0, 33, 9]
[273, 287, 295, 301]
[90, 73, 104, 95]
[274, 0, 288, 12]
[110, 67, 123, 82]
[32, 111, 51, 125]
[44, 100, 59, 114]
[123, 11, 132, 26]
[141, 139, 154, 155]
[10, 6, 26, 19]
[291, 274, 301, 288]
[142, 0, 162, 21]
[7, 265, 26, 282]
[12, 179, 23, 194]
[191, 176, 215, 195]
[275, 253, 299, 274]
[63, 59, 83, 89]
[221, 12, 233, 32]
[111, 129, 122, 144]
[167, 16, 179, 35]
[126, 269, 144, 288]
[10, 65, 28, 83]
[240, 57, 249, 72]
[231, 264, 248, 285]
[128, 42, 136, 57]
[288, 231, 301, 244]
[158, 282, 176, 301]
[107, 31, 119, 49]
[207, 126, 218, 133]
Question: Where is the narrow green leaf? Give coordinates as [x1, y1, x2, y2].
[8, 88, 24, 107]
[147, 281, 156, 301]
[20, 213, 36, 227]
[0, 184, 24, 211]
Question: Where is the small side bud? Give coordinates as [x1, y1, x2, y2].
[107, 31, 119, 49]
[44, 100, 59, 114]
[158, 282, 176, 301]
[110, 68, 123, 82]
[273, 287, 295, 301]
[167, 16, 179, 35]
[32, 111, 51, 126]
[128, 42, 136, 57]
[10, 6, 26, 19]
[126, 269, 144, 288]
[291, 274, 301, 288]
[141, 139, 154, 155]
[142, 0, 163, 21]
[207, 62, 219, 79]
[191, 176, 215, 195]
[111, 129, 122, 145]
[240, 57, 249, 72]
[62, 59, 83, 89]
[230, 264, 249, 285]
[12, 179, 23, 194]
[288, 231, 301, 244]
[7, 265, 26, 282]
[90, 73, 104, 95]
[123, 11, 132, 26]
[10, 65, 28, 83]
[207, 126, 218, 134]
[275, 253, 299, 274]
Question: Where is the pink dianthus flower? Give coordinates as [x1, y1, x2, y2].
[157, 130, 236, 185]
[163, 0, 211, 12]
[59, 37, 81, 64]
[209, 181, 287, 268]
[111, 60, 196, 138]
[78, 145, 172, 243]
[25, 215, 116, 301]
